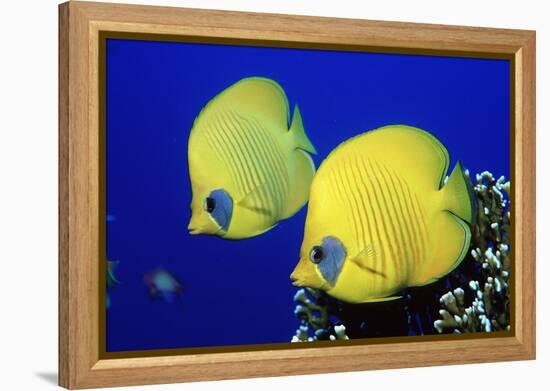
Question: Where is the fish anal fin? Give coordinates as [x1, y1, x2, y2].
[282, 149, 316, 219]
[361, 295, 402, 303]
[411, 211, 471, 286]
[414, 278, 439, 287]
[227, 222, 278, 240]
[240, 204, 272, 216]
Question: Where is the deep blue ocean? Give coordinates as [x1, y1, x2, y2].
[105, 38, 510, 352]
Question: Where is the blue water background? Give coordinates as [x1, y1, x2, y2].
[106, 39, 510, 352]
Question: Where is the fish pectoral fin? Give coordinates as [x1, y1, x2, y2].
[239, 204, 272, 216]
[237, 183, 272, 216]
[355, 244, 376, 259]
[350, 245, 376, 265]
[350, 246, 387, 279]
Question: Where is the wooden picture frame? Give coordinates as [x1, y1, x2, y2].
[59, 1, 536, 388]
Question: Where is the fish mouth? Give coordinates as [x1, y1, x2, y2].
[187, 223, 200, 235]
[187, 222, 225, 236]
[290, 273, 304, 287]
[290, 267, 331, 290]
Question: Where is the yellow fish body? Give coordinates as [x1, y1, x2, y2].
[187, 77, 317, 239]
[290, 125, 474, 303]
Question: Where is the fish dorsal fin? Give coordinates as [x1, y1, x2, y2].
[210, 77, 290, 131]
[237, 182, 272, 216]
[349, 245, 387, 279]
[351, 125, 450, 191]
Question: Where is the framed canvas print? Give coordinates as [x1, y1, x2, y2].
[58, 1, 536, 389]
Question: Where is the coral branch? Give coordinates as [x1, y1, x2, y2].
[291, 288, 349, 342]
[434, 171, 510, 334]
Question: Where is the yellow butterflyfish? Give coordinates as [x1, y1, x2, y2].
[187, 77, 317, 239]
[290, 125, 474, 303]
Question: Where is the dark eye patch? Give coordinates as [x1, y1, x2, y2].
[316, 236, 346, 286]
[205, 189, 233, 231]
[204, 197, 216, 213]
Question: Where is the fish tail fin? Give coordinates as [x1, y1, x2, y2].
[282, 149, 316, 219]
[289, 105, 317, 154]
[411, 211, 471, 286]
[440, 161, 475, 225]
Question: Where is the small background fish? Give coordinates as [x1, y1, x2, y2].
[106, 260, 120, 309]
[144, 268, 184, 303]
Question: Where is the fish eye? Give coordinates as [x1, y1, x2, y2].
[309, 246, 325, 264]
[204, 197, 216, 213]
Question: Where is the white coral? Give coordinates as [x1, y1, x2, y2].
[434, 170, 510, 334]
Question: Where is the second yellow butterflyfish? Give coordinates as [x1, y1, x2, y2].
[187, 77, 317, 239]
[290, 125, 475, 303]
